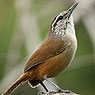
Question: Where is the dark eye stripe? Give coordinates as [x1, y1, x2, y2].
[53, 15, 63, 28]
[55, 16, 63, 25]
[56, 16, 63, 22]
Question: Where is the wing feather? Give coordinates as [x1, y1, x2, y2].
[24, 36, 66, 72]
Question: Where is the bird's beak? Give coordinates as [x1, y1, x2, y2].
[65, 2, 78, 18]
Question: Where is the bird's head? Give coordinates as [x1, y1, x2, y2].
[49, 3, 78, 36]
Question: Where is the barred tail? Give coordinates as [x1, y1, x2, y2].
[2, 73, 28, 95]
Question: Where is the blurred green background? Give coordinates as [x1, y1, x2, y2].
[0, 0, 94, 95]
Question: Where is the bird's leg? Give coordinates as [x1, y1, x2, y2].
[44, 78, 71, 93]
[40, 81, 48, 92]
[44, 78, 62, 92]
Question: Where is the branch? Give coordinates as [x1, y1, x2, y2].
[38, 91, 78, 95]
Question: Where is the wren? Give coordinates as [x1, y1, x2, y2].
[2, 3, 78, 95]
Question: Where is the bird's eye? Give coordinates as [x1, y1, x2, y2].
[58, 16, 63, 20]
[55, 15, 63, 24]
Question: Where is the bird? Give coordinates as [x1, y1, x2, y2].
[2, 2, 78, 95]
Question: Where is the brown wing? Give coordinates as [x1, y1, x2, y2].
[24, 36, 67, 72]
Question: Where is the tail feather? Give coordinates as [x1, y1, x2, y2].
[2, 73, 27, 95]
